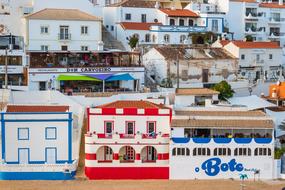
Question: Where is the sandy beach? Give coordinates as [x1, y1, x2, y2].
[0, 179, 284, 190]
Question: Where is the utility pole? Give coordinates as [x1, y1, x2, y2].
[176, 52, 180, 89]
[4, 48, 8, 89]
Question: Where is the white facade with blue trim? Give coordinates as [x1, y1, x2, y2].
[0, 105, 76, 180]
[170, 108, 275, 179]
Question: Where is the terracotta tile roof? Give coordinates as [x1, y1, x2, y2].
[171, 118, 273, 129]
[154, 46, 237, 60]
[97, 100, 167, 109]
[25, 8, 101, 21]
[175, 110, 266, 117]
[120, 22, 161, 30]
[229, 41, 281, 49]
[6, 105, 69, 113]
[108, 0, 156, 8]
[159, 9, 199, 17]
[259, 3, 285, 8]
[176, 88, 220, 96]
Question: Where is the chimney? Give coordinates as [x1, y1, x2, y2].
[279, 0, 283, 5]
[154, 1, 160, 9]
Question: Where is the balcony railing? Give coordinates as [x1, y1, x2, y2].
[150, 25, 207, 33]
[268, 32, 285, 38]
[245, 12, 263, 19]
[58, 33, 71, 41]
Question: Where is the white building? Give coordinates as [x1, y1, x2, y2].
[174, 88, 220, 108]
[223, 0, 285, 47]
[170, 108, 275, 179]
[85, 100, 172, 179]
[143, 46, 238, 87]
[0, 35, 28, 90]
[103, 0, 225, 50]
[213, 40, 283, 80]
[0, 0, 33, 37]
[0, 105, 76, 180]
[25, 8, 102, 52]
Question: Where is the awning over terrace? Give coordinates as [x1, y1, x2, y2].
[57, 75, 100, 81]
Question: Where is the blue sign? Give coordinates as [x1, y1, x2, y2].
[195, 158, 244, 176]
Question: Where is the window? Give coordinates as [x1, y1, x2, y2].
[164, 34, 170, 43]
[111, 25, 114, 31]
[81, 46, 88, 51]
[45, 127, 57, 140]
[211, 19, 219, 32]
[179, 19, 185, 26]
[40, 26, 49, 34]
[41, 45, 48, 51]
[180, 35, 186, 43]
[126, 121, 135, 135]
[214, 148, 231, 156]
[81, 26, 88, 35]
[269, 54, 273, 60]
[105, 121, 113, 134]
[147, 121, 156, 134]
[170, 19, 175, 25]
[254, 148, 271, 156]
[241, 54, 245, 60]
[172, 148, 190, 156]
[234, 148, 251, 156]
[61, 45, 68, 51]
[189, 19, 194, 26]
[125, 13, 131, 20]
[141, 14, 147, 23]
[193, 148, 210, 156]
[105, 0, 111, 5]
[256, 54, 260, 61]
[145, 34, 151, 42]
[59, 26, 70, 40]
[18, 128, 29, 140]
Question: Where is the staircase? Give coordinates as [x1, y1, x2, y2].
[145, 74, 159, 92]
[102, 26, 126, 50]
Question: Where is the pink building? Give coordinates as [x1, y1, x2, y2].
[85, 100, 172, 179]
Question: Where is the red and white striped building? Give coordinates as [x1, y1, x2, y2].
[85, 100, 172, 179]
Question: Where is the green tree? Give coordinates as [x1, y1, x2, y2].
[128, 35, 139, 50]
[245, 35, 253, 42]
[211, 81, 234, 100]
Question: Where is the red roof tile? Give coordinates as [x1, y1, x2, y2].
[6, 105, 69, 113]
[229, 41, 281, 49]
[259, 3, 285, 9]
[96, 100, 167, 109]
[120, 22, 161, 30]
[159, 9, 199, 17]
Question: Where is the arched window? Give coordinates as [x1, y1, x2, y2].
[170, 18, 175, 25]
[234, 148, 251, 156]
[152, 35, 156, 43]
[254, 148, 272, 156]
[179, 19, 185, 26]
[145, 34, 150, 42]
[141, 146, 157, 162]
[180, 35, 186, 43]
[189, 19, 194, 26]
[214, 148, 231, 156]
[119, 146, 135, 163]
[186, 148, 190, 156]
[172, 148, 176, 156]
[164, 34, 170, 43]
[193, 148, 210, 156]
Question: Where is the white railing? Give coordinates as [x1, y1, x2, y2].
[150, 25, 207, 33]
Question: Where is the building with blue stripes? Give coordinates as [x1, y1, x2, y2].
[0, 105, 76, 180]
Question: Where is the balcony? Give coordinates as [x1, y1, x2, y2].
[85, 132, 169, 144]
[268, 32, 285, 39]
[171, 137, 273, 144]
[150, 25, 207, 33]
[245, 12, 263, 20]
[58, 33, 71, 41]
[28, 51, 142, 68]
[244, 27, 264, 35]
[268, 17, 285, 24]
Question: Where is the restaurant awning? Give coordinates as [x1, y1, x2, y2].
[106, 73, 135, 81]
[83, 73, 113, 80]
[57, 75, 101, 81]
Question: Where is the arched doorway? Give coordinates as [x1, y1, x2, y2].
[141, 146, 157, 163]
[96, 146, 113, 163]
[119, 146, 135, 163]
